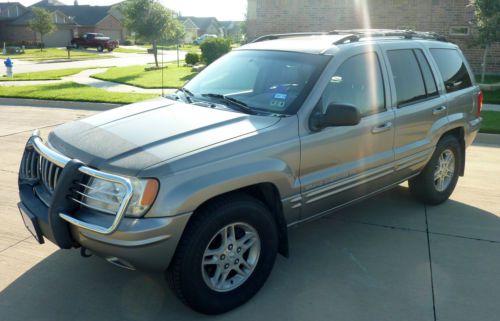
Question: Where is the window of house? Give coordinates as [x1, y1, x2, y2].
[318, 52, 385, 117]
[387, 49, 428, 106]
[430, 48, 472, 93]
[449, 26, 470, 36]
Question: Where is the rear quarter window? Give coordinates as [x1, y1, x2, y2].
[430, 48, 472, 93]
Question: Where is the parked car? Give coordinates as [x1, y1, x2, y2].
[193, 33, 218, 45]
[17, 30, 482, 314]
[70, 33, 119, 52]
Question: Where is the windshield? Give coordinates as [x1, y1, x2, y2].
[184, 50, 331, 115]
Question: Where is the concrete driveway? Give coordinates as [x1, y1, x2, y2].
[0, 101, 499, 321]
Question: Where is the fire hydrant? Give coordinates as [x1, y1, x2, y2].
[4, 57, 13, 78]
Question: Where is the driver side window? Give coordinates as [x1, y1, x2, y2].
[319, 52, 385, 117]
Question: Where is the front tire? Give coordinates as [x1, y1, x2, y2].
[97, 45, 104, 52]
[166, 193, 278, 314]
[409, 135, 462, 205]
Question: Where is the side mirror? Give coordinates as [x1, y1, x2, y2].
[310, 103, 361, 130]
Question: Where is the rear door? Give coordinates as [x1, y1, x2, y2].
[428, 47, 477, 123]
[382, 44, 447, 177]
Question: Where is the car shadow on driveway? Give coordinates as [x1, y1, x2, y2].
[1, 187, 499, 321]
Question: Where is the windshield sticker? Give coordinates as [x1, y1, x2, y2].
[273, 93, 287, 100]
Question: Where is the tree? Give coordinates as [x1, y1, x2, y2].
[28, 7, 56, 51]
[122, 0, 182, 67]
[472, 0, 500, 82]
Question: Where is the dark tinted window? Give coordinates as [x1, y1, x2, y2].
[430, 48, 472, 93]
[319, 52, 385, 117]
[387, 49, 427, 106]
[414, 49, 438, 97]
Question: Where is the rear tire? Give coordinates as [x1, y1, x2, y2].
[409, 135, 462, 205]
[166, 193, 278, 314]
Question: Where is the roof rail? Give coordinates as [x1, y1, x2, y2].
[250, 29, 448, 44]
[251, 32, 338, 43]
[330, 29, 449, 44]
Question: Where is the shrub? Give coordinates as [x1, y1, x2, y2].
[200, 38, 231, 65]
[123, 39, 133, 46]
[185, 52, 200, 65]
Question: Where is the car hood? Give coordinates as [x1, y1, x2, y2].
[48, 98, 281, 176]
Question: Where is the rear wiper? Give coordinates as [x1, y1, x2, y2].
[201, 93, 256, 115]
[179, 87, 194, 103]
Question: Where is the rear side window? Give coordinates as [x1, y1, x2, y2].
[387, 49, 427, 106]
[430, 48, 472, 93]
[414, 50, 438, 97]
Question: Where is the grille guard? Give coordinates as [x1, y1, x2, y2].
[27, 130, 134, 235]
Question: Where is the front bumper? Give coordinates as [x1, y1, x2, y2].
[18, 131, 191, 271]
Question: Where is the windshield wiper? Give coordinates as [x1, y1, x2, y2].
[201, 93, 256, 115]
[179, 87, 194, 103]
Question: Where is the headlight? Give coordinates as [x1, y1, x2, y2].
[81, 177, 159, 217]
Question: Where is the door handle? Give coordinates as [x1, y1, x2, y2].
[433, 106, 447, 115]
[371, 122, 393, 134]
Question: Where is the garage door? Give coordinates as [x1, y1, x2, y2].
[97, 29, 122, 42]
[44, 29, 73, 48]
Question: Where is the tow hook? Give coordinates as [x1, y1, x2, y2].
[80, 247, 93, 258]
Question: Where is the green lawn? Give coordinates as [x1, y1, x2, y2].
[0, 48, 112, 61]
[476, 74, 500, 84]
[481, 111, 500, 134]
[91, 64, 197, 89]
[0, 82, 157, 104]
[484, 90, 500, 105]
[0, 67, 92, 81]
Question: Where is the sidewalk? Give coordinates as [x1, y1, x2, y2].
[483, 104, 500, 112]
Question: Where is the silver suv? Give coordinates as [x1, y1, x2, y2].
[17, 30, 482, 314]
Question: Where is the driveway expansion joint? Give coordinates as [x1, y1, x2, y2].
[425, 204, 437, 321]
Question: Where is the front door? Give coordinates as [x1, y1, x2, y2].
[299, 49, 396, 221]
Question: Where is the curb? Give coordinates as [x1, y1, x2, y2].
[474, 133, 500, 146]
[0, 98, 121, 111]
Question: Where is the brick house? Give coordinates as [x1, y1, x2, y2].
[247, 0, 500, 73]
[0, 0, 126, 47]
[179, 16, 224, 43]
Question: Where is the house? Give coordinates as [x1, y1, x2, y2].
[220, 21, 243, 42]
[179, 16, 223, 43]
[246, 0, 500, 73]
[0, 0, 126, 47]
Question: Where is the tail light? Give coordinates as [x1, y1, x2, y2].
[477, 90, 483, 117]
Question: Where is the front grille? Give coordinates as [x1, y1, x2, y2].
[19, 148, 40, 180]
[20, 148, 63, 195]
[39, 155, 63, 193]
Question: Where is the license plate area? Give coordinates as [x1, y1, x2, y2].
[18, 203, 44, 244]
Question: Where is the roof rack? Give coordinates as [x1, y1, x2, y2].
[251, 29, 448, 44]
[331, 29, 449, 44]
[251, 32, 338, 43]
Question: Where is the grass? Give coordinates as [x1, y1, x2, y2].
[0, 48, 112, 61]
[0, 67, 92, 81]
[481, 111, 500, 134]
[476, 74, 500, 84]
[0, 82, 157, 104]
[91, 63, 197, 89]
[484, 90, 500, 105]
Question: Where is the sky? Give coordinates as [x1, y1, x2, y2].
[7, 0, 247, 20]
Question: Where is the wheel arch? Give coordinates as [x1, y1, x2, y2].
[186, 182, 289, 258]
[439, 126, 465, 176]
